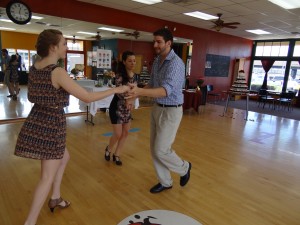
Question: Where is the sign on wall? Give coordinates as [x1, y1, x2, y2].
[97, 49, 111, 69]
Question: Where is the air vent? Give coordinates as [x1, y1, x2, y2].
[35, 21, 60, 27]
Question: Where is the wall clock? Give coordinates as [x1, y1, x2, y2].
[6, 0, 32, 25]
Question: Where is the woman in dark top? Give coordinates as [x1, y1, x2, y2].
[14, 29, 129, 225]
[104, 51, 137, 166]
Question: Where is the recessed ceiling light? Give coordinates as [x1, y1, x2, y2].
[0, 27, 16, 31]
[184, 11, 218, 20]
[132, 0, 162, 5]
[246, 29, 272, 35]
[268, 0, 300, 9]
[31, 16, 44, 20]
[98, 27, 124, 32]
[0, 19, 13, 23]
[77, 31, 97, 36]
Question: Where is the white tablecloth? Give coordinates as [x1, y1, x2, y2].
[75, 79, 95, 87]
[79, 85, 139, 116]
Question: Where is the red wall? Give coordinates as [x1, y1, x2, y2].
[118, 40, 154, 72]
[0, 0, 252, 92]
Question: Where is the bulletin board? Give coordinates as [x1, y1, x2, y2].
[97, 49, 112, 69]
[204, 54, 230, 77]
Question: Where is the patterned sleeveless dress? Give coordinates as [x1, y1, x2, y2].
[109, 74, 136, 124]
[8, 63, 19, 83]
[15, 64, 69, 160]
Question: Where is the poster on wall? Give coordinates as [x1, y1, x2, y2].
[204, 54, 230, 77]
[97, 49, 112, 69]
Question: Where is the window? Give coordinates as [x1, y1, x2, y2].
[293, 41, 300, 56]
[250, 60, 287, 91]
[17, 49, 29, 71]
[250, 60, 264, 91]
[251, 39, 300, 92]
[29, 50, 37, 66]
[67, 40, 84, 51]
[287, 61, 300, 92]
[67, 53, 84, 76]
[255, 41, 289, 57]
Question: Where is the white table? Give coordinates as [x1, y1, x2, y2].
[78, 85, 139, 125]
[75, 79, 95, 87]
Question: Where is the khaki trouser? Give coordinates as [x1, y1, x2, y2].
[150, 104, 189, 187]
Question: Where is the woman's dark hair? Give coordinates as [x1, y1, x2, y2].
[118, 51, 135, 85]
[35, 29, 62, 58]
[153, 28, 173, 45]
[9, 54, 17, 64]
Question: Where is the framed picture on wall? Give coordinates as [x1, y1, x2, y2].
[97, 49, 111, 69]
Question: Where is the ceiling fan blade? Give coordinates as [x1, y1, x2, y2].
[223, 25, 238, 29]
[120, 32, 131, 35]
[223, 22, 240, 26]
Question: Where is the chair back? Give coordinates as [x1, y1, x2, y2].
[207, 85, 213, 92]
[258, 89, 268, 96]
[280, 92, 295, 99]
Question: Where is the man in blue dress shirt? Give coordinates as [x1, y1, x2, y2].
[128, 28, 191, 193]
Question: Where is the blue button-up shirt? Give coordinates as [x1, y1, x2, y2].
[149, 49, 185, 105]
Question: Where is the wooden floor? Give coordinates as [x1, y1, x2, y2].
[0, 84, 300, 225]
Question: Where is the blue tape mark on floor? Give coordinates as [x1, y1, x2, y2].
[102, 132, 113, 137]
[129, 128, 140, 132]
[102, 128, 140, 136]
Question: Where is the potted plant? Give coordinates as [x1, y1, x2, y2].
[71, 68, 79, 80]
[196, 78, 205, 91]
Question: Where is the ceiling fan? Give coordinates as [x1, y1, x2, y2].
[90, 31, 101, 41]
[120, 30, 140, 39]
[212, 13, 240, 32]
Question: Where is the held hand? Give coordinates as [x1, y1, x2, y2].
[126, 84, 139, 99]
[115, 85, 130, 94]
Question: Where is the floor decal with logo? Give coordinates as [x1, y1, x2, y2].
[117, 210, 202, 225]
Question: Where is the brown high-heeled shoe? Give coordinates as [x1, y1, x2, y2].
[48, 197, 70, 213]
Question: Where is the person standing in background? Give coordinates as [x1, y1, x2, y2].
[1, 49, 13, 97]
[104, 51, 137, 166]
[16, 52, 22, 71]
[7, 54, 20, 100]
[127, 28, 191, 194]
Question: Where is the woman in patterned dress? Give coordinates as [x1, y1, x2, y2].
[104, 51, 137, 166]
[14, 29, 130, 225]
[7, 54, 20, 100]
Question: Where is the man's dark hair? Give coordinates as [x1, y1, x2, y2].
[153, 28, 173, 44]
[1, 49, 8, 54]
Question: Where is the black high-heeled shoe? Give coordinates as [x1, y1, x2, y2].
[104, 146, 110, 161]
[48, 197, 70, 213]
[113, 154, 122, 166]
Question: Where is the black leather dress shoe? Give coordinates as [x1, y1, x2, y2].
[150, 183, 172, 194]
[180, 162, 192, 186]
